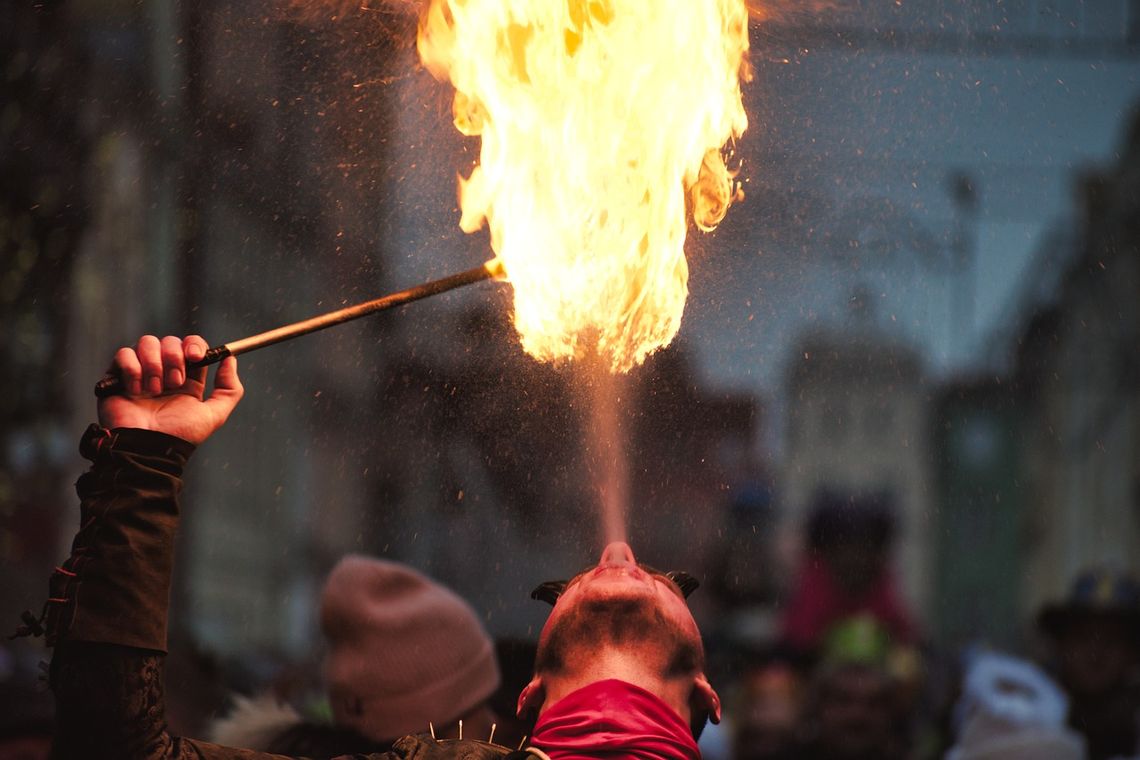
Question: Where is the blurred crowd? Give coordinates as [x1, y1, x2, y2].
[695, 492, 1140, 760]
[4, 488, 1138, 759]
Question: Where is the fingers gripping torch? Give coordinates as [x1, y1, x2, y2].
[94, 259, 506, 397]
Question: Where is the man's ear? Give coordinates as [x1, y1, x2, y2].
[691, 673, 721, 724]
[517, 675, 546, 718]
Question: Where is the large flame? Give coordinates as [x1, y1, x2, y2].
[419, 0, 749, 371]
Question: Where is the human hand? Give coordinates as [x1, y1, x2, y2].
[97, 335, 244, 445]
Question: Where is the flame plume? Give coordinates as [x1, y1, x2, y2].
[418, 0, 749, 372]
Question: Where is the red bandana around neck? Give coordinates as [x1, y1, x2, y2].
[530, 679, 701, 760]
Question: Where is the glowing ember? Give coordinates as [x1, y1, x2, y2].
[419, 0, 749, 371]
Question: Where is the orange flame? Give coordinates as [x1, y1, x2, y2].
[419, 0, 749, 371]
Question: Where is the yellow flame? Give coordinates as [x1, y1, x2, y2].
[419, 0, 749, 371]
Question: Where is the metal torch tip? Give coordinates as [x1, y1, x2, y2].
[484, 257, 507, 280]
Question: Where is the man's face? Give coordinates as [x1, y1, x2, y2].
[520, 542, 721, 731]
[535, 541, 704, 671]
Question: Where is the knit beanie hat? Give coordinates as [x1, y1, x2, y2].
[319, 555, 501, 742]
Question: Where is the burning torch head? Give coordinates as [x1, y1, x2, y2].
[520, 542, 720, 737]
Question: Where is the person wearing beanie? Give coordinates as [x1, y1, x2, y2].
[320, 556, 501, 744]
[210, 557, 502, 755]
[35, 335, 722, 760]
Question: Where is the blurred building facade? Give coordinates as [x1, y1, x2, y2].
[781, 316, 933, 616]
[1013, 120, 1140, 623]
[2, 0, 98, 652]
[54, 0, 416, 657]
[171, 4, 405, 658]
[930, 111, 1140, 649]
[929, 377, 1025, 650]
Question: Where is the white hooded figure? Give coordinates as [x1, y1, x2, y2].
[946, 650, 1087, 760]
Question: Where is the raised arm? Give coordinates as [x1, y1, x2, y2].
[43, 335, 275, 759]
[42, 337, 502, 760]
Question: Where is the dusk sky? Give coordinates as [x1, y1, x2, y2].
[687, 31, 1140, 395]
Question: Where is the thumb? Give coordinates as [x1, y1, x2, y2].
[203, 356, 244, 423]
